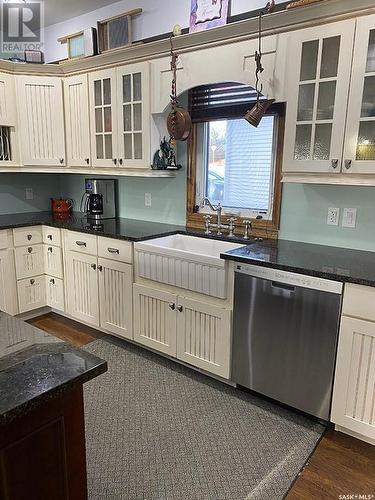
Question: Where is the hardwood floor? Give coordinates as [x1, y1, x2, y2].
[27, 312, 104, 346]
[28, 313, 375, 499]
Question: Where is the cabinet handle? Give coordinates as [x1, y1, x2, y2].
[27, 247, 33, 253]
[27, 234, 32, 241]
[60, 158, 64, 165]
[113, 158, 117, 165]
[76, 241, 87, 247]
[344, 159, 352, 170]
[107, 247, 119, 254]
[47, 234, 53, 240]
[98, 265, 103, 272]
[177, 305, 183, 312]
[48, 247, 53, 253]
[331, 159, 339, 169]
[169, 303, 175, 310]
[50, 278, 55, 284]
[119, 158, 123, 166]
[91, 264, 97, 270]
[30, 279, 35, 285]
[85, 158, 90, 165]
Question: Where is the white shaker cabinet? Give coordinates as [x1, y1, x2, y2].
[0, 73, 16, 126]
[17, 275, 46, 313]
[16, 76, 66, 166]
[65, 250, 99, 326]
[46, 276, 65, 311]
[14, 244, 44, 279]
[64, 74, 91, 167]
[283, 20, 355, 174]
[343, 14, 375, 174]
[43, 244, 63, 279]
[98, 258, 133, 339]
[133, 284, 177, 356]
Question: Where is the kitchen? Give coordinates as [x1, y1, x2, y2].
[0, 0, 375, 498]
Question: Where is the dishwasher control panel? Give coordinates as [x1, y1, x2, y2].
[235, 263, 343, 294]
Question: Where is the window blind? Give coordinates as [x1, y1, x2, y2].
[189, 82, 263, 122]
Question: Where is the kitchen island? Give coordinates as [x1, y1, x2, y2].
[0, 312, 107, 500]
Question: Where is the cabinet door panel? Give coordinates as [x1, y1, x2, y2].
[65, 251, 99, 326]
[17, 76, 65, 166]
[0, 72, 16, 126]
[17, 275, 46, 313]
[46, 276, 65, 311]
[89, 69, 117, 168]
[343, 15, 375, 173]
[331, 316, 375, 440]
[177, 297, 232, 379]
[44, 245, 63, 279]
[0, 249, 18, 315]
[117, 63, 150, 168]
[133, 284, 177, 356]
[64, 74, 91, 167]
[283, 20, 355, 173]
[99, 258, 133, 339]
[15, 244, 44, 279]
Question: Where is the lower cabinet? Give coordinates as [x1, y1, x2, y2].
[331, 315, 375, 441]
[14, 244, 44, 279]
[65, 251, 99, 326]
[46, 277, 65, 311]
[0, 249, 18, 315]
[133, 284, 232, 379]
[18, 275, 46, 313]
[44, 245, 63, 279]
[98, 258, 133, 339]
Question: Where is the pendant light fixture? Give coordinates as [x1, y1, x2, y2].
[166, 31, 192, 142]
[245, 1, 276, 127]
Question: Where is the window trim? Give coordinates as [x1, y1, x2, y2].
[186, 102, 285, 240]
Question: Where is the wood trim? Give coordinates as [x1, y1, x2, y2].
[186, 106, 285, 240]
[97, 8, 143, 25]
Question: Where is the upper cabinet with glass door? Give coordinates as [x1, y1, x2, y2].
[343, 15, 375, 174]
[89, 69, 118, 168]
[117, 62, 150, 168]
[283, 20, 355, 173]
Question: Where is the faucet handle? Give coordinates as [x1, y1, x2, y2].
[228, 217, 237, 237]
[242, 219, 252, 240]
[203, 214, 212, 234]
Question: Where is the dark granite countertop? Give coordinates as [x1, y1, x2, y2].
[0, 313, 107, 424]
[222, 239, 375, 287]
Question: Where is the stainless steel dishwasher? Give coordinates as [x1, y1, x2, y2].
[232, 263, 343, 421]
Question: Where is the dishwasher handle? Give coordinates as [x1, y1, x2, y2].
[271, 281, 295, 292]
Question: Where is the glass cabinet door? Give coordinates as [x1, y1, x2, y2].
[89, 69, 117, 167]
[116, 62, 150, 168]
[344, 15, 375, 174]
[283, 20, 355, 174]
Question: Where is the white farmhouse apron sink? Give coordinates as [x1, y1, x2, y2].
[134, 234, 243, 298]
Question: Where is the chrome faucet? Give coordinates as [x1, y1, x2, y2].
[200, 197, 228, 236]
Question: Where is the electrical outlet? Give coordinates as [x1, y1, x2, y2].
[327, 207, 340, 226]
[25, 188, 33, 200]
[342, 208, 357, 228]
[144, 193, 152, 207]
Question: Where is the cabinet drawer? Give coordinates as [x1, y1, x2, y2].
[0, 230, 10, 249]
[65, 230, 97, 255]
[44, 245, 63, 279]
[13, 226, 43, 246]
[342, 283, 375, 322]
[17, 275, 46, 313]
[42, 226, 61, 246]
[98, 237, 133, 263]
[46, 276, 65, 311]
[14, 244, 44, 279]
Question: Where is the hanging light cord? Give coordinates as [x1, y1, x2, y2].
[169, 36, 178, 110]
[254, 1, 275, 105]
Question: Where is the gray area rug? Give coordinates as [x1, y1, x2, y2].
[83, 338, 324, 500]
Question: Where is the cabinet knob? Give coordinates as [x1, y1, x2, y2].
[91, 264, 97, 270]
[48, 247, 53, 253]
[169, 303, 175, 310]
[47, 234, 52, 240]
[85, 158, 90, 165]
[27, 234, 32, 241]
[113, 158, 117, 165]
[331, 159, 339, 169]
[27, 247, 33, 253]
[119, 158, 123, 166]
[60, 158, 64, 165]
[30, 279, 35, 285]
[344, 159, 352, 170]
[98, 265, 103, 272]
[177, 305, 183, 312]
[50, 278, 55, 284]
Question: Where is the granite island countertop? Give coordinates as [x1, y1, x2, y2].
[222, 239, 375, 288]
[0, 312, 107, 424]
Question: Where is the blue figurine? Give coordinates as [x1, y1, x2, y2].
[152, 137, 182, 170]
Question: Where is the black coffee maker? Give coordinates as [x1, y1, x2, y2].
[80, 179, 117, 220]
[87, 193, 103, 218]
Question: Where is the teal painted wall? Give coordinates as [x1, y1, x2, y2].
[279, 183, 375, 251]
[0, 174, 61, 214]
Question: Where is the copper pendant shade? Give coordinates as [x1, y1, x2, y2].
[245, 98, 275, 127]
[167, 106, 192, 141]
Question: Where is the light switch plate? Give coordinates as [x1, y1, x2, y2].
[342, 208, 357, 228]
[25, 188, 33, 200]
[144, 193, 152, 207]
[327, 207, 340, 226]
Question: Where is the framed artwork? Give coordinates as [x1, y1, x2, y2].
[189, 0, 230, 33]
